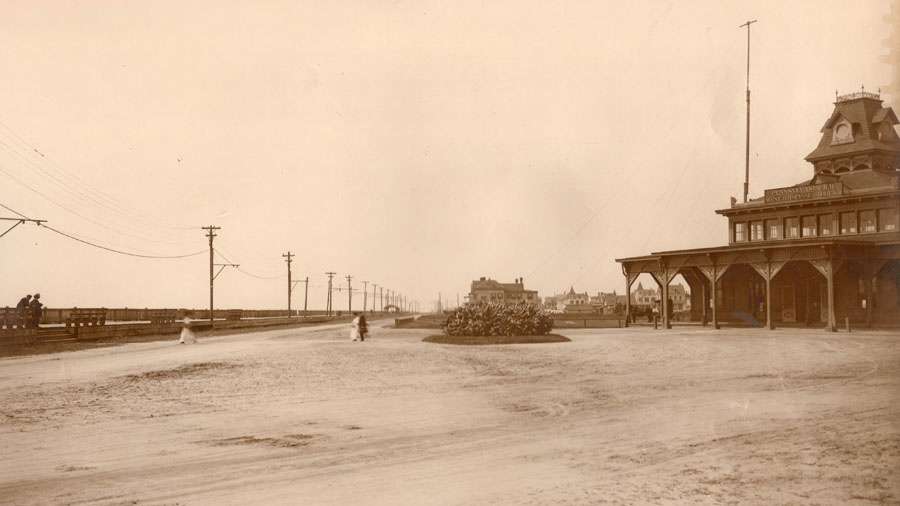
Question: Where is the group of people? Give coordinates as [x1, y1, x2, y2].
[350, 313, 368, 341]
[14, 293, 43, 328]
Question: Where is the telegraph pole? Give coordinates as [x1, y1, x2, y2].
[282, 251, 294, 316]
[346, 275, 353, 313]
[325, 272, 336, 316]
[202, 225, 221, 325]
[740, 19, 757, 203]
[303, 276, 309, 312]
[380, 286, 384, 312]
[361, 280, 368, 312]
[371, 283, 378, 312]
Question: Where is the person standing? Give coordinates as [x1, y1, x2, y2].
[358, 314, 368, 342]
[350, 313, 361, 341]
[15, 294, 31, 328]
[29, 293, 43, 328]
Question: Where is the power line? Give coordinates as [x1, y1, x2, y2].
[0, 162, 194, 247]
[214, 248, 284, 280]
[0, 202, 28, 218]
[41, 224, 205, 259]
[0, 145, 196, 246]
[0, 117, 196, 232]
[2, 201, 203, 258]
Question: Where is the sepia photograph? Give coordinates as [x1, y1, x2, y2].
[1, 1, 899, 504]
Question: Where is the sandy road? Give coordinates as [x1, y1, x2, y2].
[1, 323, 898, 505]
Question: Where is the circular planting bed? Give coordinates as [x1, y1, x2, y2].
[423, 334, 570, 345]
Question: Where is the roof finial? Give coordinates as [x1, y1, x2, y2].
[861, 84, 865, 92]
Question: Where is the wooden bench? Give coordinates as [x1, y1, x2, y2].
[0, 306, 32, 331]
[147, 310, 178, 326]
[65, 308, 107, 328]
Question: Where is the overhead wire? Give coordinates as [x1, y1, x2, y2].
[1, 201, 206, 259]
[0, 117, 197, 233]
[41, 225, 206, 259]
[0, 162, 197, 248]
[214, 247, 288, 281]
[0, 143, 196, 246]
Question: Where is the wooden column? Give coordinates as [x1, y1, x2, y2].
[701, 279, 708, 326]
[662, 280, 671, 329]
[765, 269, 773, 330]
[864, 264, 873, 328]
[712, 264, 719, 329]
[624, 271, 633, 328]
[826, 258, 837, 332]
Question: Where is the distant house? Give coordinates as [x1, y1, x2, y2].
[669, 283, 691, 311]
[592, 291, 628, 314]
[631, 282, 659, 309]
[630, 282, 690, 312]
[469, 277, 540, 306]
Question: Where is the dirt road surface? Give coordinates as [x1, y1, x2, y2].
[1, 323, 898, 505]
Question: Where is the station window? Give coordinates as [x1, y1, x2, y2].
[840, 212, 857, 234]
[860, 210, 877, 233]
[818, 214, 834, 236]
[750, 221, 764, 241]
[801, 216, 817, 237]
[734, 222, 747, 242]
[766, 219, 782, 240]
[879, 208, 898, 231]
[784, 217, 799, 239]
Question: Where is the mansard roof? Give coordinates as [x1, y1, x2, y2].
[806, 93, 900, 162]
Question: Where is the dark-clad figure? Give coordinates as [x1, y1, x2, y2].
[29, 293, 43, 328]
[15, 294, 31, 327]
[16, 294, 31, 314]
[358, 314, 368, 342]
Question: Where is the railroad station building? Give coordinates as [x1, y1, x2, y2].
[616, 92, 900, 330]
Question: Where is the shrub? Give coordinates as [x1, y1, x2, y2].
[442, 302, 554, 337]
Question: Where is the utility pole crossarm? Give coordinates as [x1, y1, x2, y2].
[213, 263, 239, 280]
[0, 217, 47, 239]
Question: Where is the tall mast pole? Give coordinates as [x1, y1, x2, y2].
[202, 225, 221, 326]
[740, 19, 757, 203]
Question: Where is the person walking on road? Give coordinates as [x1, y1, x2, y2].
[179, 312, 198, 344]
[358, 314, 368, 342]
[350, 313, 361, 341]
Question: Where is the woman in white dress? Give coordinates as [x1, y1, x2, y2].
[179, 313, 198, 344]
[350, 313, 361, 341]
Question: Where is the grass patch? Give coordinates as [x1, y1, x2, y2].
[423, 334, 570, 345]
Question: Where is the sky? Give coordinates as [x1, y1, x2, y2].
[0, 0, 897, 311]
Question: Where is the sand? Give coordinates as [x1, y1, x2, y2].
[0, 322, 898, 505]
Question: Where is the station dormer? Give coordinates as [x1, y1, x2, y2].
[805, 90, 900, 175]
[716, 92, 900, 246]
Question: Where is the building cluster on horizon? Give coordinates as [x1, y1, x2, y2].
[542, 284, 690, 314]
[468, 276, 541, 306]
